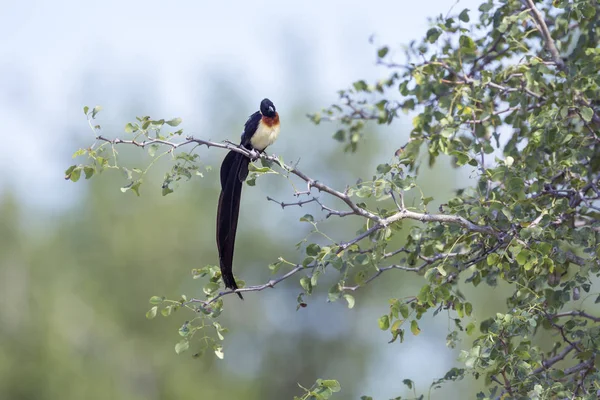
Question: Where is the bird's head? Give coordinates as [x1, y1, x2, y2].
[260, 98, 277, 118]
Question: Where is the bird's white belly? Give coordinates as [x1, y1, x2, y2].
[250, 122, 280, 151]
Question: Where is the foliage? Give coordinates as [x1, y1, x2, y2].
[294, 379, 342, 400]
[67, 0, 600, 398]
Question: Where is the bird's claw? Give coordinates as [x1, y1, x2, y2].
[249, 149, 261, 161]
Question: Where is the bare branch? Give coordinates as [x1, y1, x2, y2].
[384, 209, 500, 237]
[533, 342, 579, 374]
[521, 0, 564, 69]
[96, 134, 259, 159]
[338, 223, 382, 252]
[267, 155, 380, 222]
[313, 197, 354, 218]
[266, 196, 317, 209]
[562, 359, 594, 377]
[550, 310, 600, 323]
[187, 264, 309, 306]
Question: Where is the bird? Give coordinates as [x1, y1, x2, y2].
[216, 98, 280, 299]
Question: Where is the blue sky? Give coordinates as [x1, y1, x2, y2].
[1, 0, 481, 209]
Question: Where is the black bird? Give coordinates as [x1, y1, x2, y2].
[216, 98, 280, 299]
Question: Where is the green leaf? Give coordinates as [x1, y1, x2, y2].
[516, 250, 530, 266]
[376, 163, 392, 174]
[581, 3, 596, 17]
[178, 322, 189, 337]
[72, 149, 86, 158]
[426, 28, 441, 43]
[459, 8, 470, 22]
[149, 296, 163, 304]
[459, 35, 476, 54]
[378, 315, 390, 330]
[311, 112, 321, 124]
[162, 185, 174, 196]
[300, 214, 314, 223]
[148, 144, 159, 157]
[378, 46, 389, 58]
[214, 345, 224, 359]
[269, 260, 282, 274]
[83, 106, 89, 115]
[466, 322, 475, 335]
[390, 319, 403, 333]
[65, 165, 76, 180]
[300, 276, 312, 294]
[327, 284, 341, 302]
[353, 80, 368, 91]
[465, 302, 473, 316]
[248, 164, 271, 173]
[306, 243, 321, 256]
[344, 294, 355, 309]
[70, 167, 82, 182]
[175, 340, 189, 354]
[125, 123, 137, 133]
[333, 130, 345, 142]
[91, 105, 102, 118]
[146, 306, 158, 319]
[399, 304, 409, 319]
[130, 181, 141, 196]
[84, 166, 95, 179]
[320, 380, 341, 392]
[580, 107, 594, 122]
[410, 320, 421, 335]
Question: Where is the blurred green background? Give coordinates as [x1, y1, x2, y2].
[0, 0, 515, 398]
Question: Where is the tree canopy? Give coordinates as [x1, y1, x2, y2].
[67, 0, 600, 398]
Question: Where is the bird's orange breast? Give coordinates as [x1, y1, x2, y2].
[261, 113, 280, 127]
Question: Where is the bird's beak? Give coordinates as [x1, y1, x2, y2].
[268, 106, 275, 114]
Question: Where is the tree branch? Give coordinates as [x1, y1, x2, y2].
[550, 310, 600, 323]
[521, 0, 565, 69]
[96, 131, 505, 296]
[100, 130, 501, 242]
[533, 342, 579, 374]
[266, 196, 318, 209]
[341, 263, 425, 291]
[384, 209, 500, 237]
[187, 264, 309, 306]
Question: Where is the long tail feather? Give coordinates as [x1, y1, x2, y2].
[216, 151, 249, 299]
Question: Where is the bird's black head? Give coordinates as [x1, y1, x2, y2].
[260, 98, 276, 117]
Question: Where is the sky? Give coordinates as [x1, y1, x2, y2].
[1, 1, 482, 397]
[0, 0, 483, 209]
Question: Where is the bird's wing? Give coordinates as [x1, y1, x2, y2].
[241, 111, 262, 147]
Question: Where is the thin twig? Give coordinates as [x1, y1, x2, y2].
[187, 264, 308, 306]
[341, 263, 426, 291]
[533, 342, 579, 374]
[550, 310, 600, 323]
[266, 196, 318, 209]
